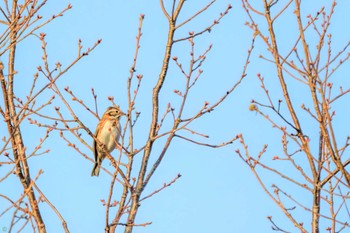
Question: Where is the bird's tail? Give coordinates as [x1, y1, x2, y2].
[91, 163, 101, 176]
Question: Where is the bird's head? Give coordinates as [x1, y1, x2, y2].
[104, 106, 125, 119]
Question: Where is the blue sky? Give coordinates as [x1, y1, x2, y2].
[1, 0, 350, 232]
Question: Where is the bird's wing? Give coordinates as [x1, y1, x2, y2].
[93, 121, 103, 161]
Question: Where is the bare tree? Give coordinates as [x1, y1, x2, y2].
[54, 1, 240, 232]
[237, 0, 350, 232]
[0, 1, 99, 232]
[5, 0, 348, 232]
[1, 0, 245, 232]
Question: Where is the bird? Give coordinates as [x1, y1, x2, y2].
[91, 106, 125, 176]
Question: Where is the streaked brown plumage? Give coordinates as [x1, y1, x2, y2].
[91, 106, 125, 176]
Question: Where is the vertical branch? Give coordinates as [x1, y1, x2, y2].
[4, 1, 46, 232]
[124, 1, 185, 232]
[263, 0, 317, 180]
[108, 14, 145, 233]
[294, 0, 350, 187]
[263, 7, 322, 231]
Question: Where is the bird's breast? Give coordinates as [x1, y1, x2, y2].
[97, 120, 121, 152]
